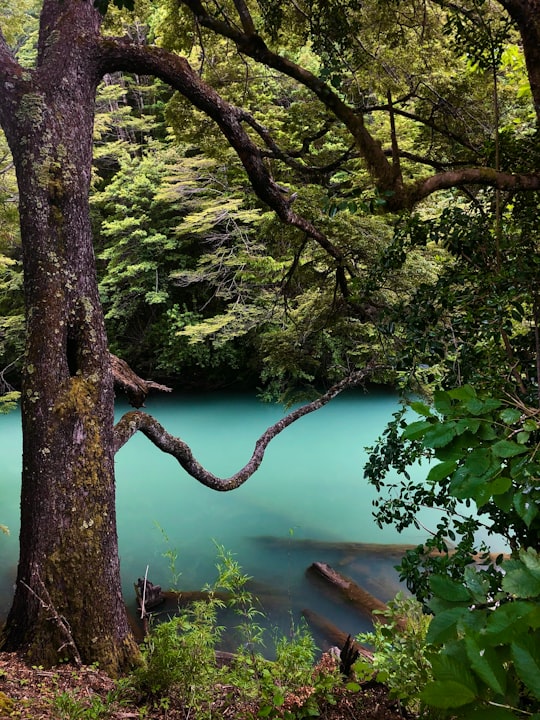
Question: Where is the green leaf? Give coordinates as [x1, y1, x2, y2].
[485, 601, 535, 639]
[465, 397, 501, 415]
[433, 390, 452, 415]
[409, 401, 432, 417]
[401, 420, 432, 440]
[463, 448, 493, 476]
[489, 476, 512, 495]
[426, 607, 468, 644]
[519, 547, 540, 577]
[494, 489, 513, 511]
[491, 440, 528, 458]
[465, 636, 506, 695]
[511, 637, 540, 699]
[426, 460, 457, 484]
[420, 680, 476, 708]
[430, 575, 471, 603]
[499, 408, 521, 424]
[448, 385, 477, 401]
[502, 568, 540, 598]
[423, 423, 457, 448]
[513, 493, 539, 527]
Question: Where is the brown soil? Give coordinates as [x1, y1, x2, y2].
[0, 651, 409, 720]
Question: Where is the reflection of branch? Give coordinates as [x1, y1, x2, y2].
[21, 575, 82, 667]
[113, 364, 385, 487]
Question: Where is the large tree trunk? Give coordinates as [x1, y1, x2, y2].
[501, 0, 540, 122]
[0, 2, 138, 673]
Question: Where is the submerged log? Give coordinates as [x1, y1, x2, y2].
[255, 536, 417, 558]
[135, 584, 231, 612]
[307, 562, 392, 623]
[428, 548, 510, 564]
[255, 535, 508, 566]
[302, 608, 373, 662]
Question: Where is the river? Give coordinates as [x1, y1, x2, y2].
[0, 389, 434, 649]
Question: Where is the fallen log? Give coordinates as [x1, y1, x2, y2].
[255, 535, 508, 566]
[254, 536, 417, 558]
[302, 608, 373, 662]
[307, 562, 392, 623]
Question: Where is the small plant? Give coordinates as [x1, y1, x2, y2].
[155, 523, 182, 589]
[52, 690, 120, 720]
[133, 600, 222, 704]
[131, 544, 345, 719]
[356, 593, 433, 713]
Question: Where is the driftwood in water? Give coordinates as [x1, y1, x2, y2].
[135, 586, 231, 614]
[302, 608, 373, 662]
[136, 578, 164, 611]
[160, 589, 231, 605]
[307, 562, 394, 624]
[428, 548, 510, 564]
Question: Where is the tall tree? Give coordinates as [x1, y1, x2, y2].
[0, 0, 539, 672]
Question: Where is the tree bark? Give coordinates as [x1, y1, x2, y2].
[0, 2, 138, 673]
[499, 0, 540, 121]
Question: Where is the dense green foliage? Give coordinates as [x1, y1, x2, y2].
[356, 594, 433, 713]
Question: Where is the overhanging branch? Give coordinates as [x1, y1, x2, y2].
[98, 38, 352, 295]
[176, 1, 540, 206]
[412, 167, 540, 202]
[113, 364, 384, 489]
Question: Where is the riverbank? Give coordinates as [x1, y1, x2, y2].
[0, 651, 406, 719]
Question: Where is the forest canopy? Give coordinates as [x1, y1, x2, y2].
[0, 0, 538, 402]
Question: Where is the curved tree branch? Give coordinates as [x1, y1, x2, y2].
[177, 0, 396, 193]
[412, 167, 540, 202]
[97, 37, 352, 295]
[242, 112, 355, 180]
[113, 364, 384, 489]
[174, 0, 540, 209]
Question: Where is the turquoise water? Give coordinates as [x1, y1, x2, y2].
[0, 389, 434, 647]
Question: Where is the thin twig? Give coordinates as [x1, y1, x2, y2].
[21, 577, 82, 667]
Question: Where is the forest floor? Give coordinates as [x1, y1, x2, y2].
[0, 651, 409, 720]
